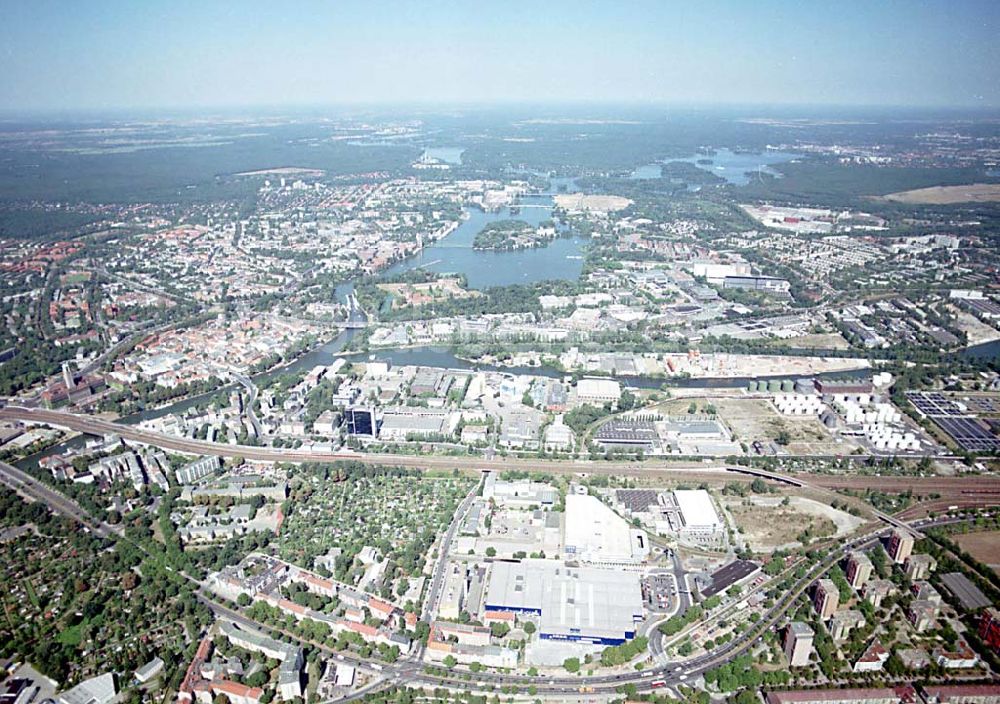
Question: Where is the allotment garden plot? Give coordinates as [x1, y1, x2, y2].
[277, 467, 474, 585]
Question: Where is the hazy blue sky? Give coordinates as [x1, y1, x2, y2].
[2, 0, 998, 112]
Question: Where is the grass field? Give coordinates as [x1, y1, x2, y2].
[57, 623, 84, 646]
[60, 272, 92, 285]
[954, 530, 1000, 575]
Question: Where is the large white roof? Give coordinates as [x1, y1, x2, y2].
[577, 377, 621, 397]
[59, 673, 117, 704]
[564, 493, 638, 562]
[673, 489, 722, 528]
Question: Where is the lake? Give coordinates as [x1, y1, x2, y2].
[381, 196, 586, 289]
[422, 147, 464, 165]
[631, 148, 800, 185]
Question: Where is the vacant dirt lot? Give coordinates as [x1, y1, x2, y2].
[553, 193, 632, 212]
[655, 396, 855, 456]
[724, 495, 845, 552]
[879, 183, 1000, 204]
[954, 530, 1000, 575]
[770, 332, 850, 350]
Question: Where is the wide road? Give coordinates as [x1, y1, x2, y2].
[4, 406, 996, 504]
[0, 460, 120, 538]
[232, 373, 263, 438]
[647, 548, 692, 662]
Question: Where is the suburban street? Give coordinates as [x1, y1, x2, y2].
[0, 460, 121, 538]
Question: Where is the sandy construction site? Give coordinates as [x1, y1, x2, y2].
[879, 183, 1000, 204]
[553, 193, 632, 212]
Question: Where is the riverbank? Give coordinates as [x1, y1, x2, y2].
[332, 344, 874, 390]
[468, 349, 871, 380]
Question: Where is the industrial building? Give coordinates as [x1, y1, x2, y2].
[563, 492, 648, 566]
[461, 508, 563, 559]
[345, 407, 378, 436]
[699, 559, 760, 598]
[593, 420, 659, 453]
[483, 474, 558, 508]
[377, 407, 455, 440]
[58, 674, 118, 704]
[814, 378, 875, 398]
[575, 377, 622, 405]
[673, 489, 724, 543]
[613, 488, 725, 546]
[940, 572, 992, 611]
[722, 274, 791, 295]
[484, 560, 644, 645]
[592, 416, 736, 456]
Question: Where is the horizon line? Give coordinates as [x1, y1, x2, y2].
[2, 99, 1000, 121]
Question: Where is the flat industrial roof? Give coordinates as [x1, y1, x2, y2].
[661, 420, 724, 435]
[485, 560, 643, 640]
[380, 414, 445, 432]
[58, 673, 117, 704]
[673, 489, 721, 529]
[577, 377, 621, 396]
[702, 559, 760, 598]
[564, 493, 641, 562]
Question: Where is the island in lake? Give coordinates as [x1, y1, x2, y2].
[472, 219, 557, 251]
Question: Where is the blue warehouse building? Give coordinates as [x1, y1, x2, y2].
[484, 560, 644, 645]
